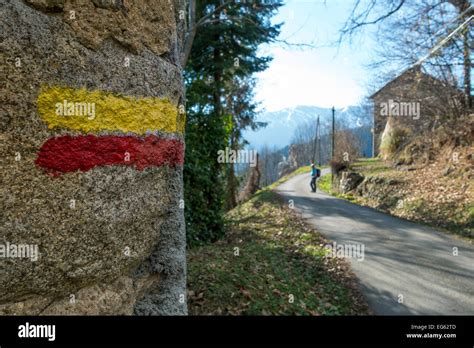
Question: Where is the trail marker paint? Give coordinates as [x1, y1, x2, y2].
[36, 135, 184, 175]
[38, 86, 185, 134]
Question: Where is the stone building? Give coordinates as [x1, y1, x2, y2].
[370, 67, 463, 156]
[0, 0, 187, 315]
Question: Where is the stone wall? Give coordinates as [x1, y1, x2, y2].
[0, 0, 187, 315]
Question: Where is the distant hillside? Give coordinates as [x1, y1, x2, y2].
[244, 105, 373, 154]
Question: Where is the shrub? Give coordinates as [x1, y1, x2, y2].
[330, 159, 347, 175]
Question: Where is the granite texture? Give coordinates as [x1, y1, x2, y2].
[0, 0, 187, 315]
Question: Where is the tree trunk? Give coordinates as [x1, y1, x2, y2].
[181, 0, 196, 67]
[462, 25, 472, 108]
[448, 0, 472, 109]
[227, 135, 238, 209]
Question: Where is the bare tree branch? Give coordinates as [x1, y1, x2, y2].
[181, 0, 196, 67]
[339, 0, 406, 40]
[181, 0, 234, 67]
[181, 0, 318, 67]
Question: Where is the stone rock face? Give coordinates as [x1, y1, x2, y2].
[356, 177, 388, 198]
[0, 275, 158, 315]
[339, 171, 364, 193]
[354, 176, 403, 210]
[24, 0, 178, 56]
[0, 0, 187, 315]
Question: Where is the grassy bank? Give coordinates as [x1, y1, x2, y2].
[321, 158, 473, 238]
[187, 187, 370, 315]
[318, 173, 356, 202]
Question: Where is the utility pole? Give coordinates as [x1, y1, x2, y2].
[312, 115, 319, 164]
[317, 116, 321, 167]
[311, 117, 318, 163]
[331, 106, 335, 182]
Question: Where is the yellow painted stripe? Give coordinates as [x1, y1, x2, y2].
[38, 86, 185, 134]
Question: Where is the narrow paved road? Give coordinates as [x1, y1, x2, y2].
[276, 170, 474, 315]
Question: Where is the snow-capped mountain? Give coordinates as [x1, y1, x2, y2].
[244, 105, 372, 150]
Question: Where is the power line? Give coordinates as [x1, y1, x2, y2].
[387, 7, 473, 82]
[414, 14, 473, 67]
[417, 5, 473, 52]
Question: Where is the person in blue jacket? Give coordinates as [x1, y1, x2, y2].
[310, 163, 320, 192]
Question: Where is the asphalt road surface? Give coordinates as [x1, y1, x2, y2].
[275, 169, 474, 315]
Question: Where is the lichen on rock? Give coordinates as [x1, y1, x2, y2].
[1, 0, 187, 315]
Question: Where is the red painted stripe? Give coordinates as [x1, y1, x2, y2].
[36, 135, 184, 175]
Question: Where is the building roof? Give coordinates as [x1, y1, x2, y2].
[369, 66, 422, 99]
[369, 66, 457, 99]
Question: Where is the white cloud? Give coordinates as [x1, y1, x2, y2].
[255, 48, 364, 112]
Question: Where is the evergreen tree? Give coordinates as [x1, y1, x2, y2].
[184, 0, 283, 244]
